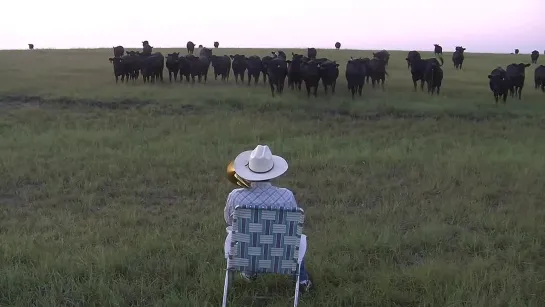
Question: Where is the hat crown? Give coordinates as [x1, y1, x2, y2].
[248, 145, 274, 173]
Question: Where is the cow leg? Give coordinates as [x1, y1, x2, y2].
[313, 85, 318, 97]
[358, 85, 363, 97]
[240, 73, 245, 83]
[518, 86, 523, 100]
[332, 82, 336, 94]
[305, 84, 311, 97]
[420, 80, 425, 91]
[351, 86, 356, 99]
[381, 79, 385, 91]
[412, 80, 417, 91]
[269, 83, 275, 97]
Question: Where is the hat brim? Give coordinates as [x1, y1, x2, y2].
[233, 150, 288, 181]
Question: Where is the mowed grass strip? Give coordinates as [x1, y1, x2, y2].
[0, 48, 544, 306]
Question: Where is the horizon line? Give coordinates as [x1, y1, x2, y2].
[0, 46, 530, 55]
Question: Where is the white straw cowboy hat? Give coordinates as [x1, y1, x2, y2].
[233, 145, 288, 181]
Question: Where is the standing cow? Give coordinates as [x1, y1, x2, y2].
[534, 65, 545, 92]
[28, 44, 34, 50]
[452, 46, 466, 70]
[488, 67, 509, 104]
[434, 44, 442, 55]
[230, 54, 248, 84]
[165, 53, 180, 82]
[531, 50, 539, 64]
[246, 56, 262, 86]
[187, 41, 195, 54]
[267, 57, 288, 97]
[335, 42, 341, 50]
[320, 60, 339, 94]
[345, 57, 366, 99]
[424, 58, 443, 95]
[210, 55, 231, 82]
[506, 63, 531, 99]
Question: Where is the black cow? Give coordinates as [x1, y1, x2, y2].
[123, 52, 142, 81]
[286, 53, 304, 91]
[368, 58, 388, 90]
[113, 46, 124, 57]
[410, 57, 444, 91]
[345, 57, 367, 98]
[185, 55, 201, 83]
[373, 50, 390, 66]
[230, 54, 248, 84]
[271, 50, 287, 60]
[108, 57, 129, 83]
[505, 63, 531, 99]
[246, 56, 262, 86]
[319, 60, 339, 94]
[210, 55, 231, 82]
[531, 50, 539, 64]
[487, 67, 509, 104]
[307, 48, 317, 60]
[434, 44, 443, 55]
[142, 44, 153, 56]
[424, 58, 443, 95]
[141, 52, 164, 83]
[301, 60, 321, 97]
[28, 44, 34, 50]
[261, 56, 273, 85]
[267, 57, 288, 97]
[166, 53, 180, 82]
[178, 56, 192, 82]
[406, 51, 421, 69]
[214, 41, 219, 48]
[452, 46, 466, 70]
[335, 42, 341, 50]
[187, 41, 195, 54]
[193, 48, 212, 83]
[535, 65, 545, 92]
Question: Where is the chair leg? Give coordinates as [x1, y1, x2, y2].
[293, 265, 301, 307]
[222, 269, 230, 307]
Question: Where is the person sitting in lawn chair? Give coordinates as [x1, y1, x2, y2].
[224, 144, 313, 291]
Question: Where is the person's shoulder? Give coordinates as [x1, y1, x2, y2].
[227, 188, 247, 199]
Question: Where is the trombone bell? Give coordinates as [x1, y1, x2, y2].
[227, 160, 251, 188]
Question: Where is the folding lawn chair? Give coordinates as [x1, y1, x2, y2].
[222, 205, 306, 307]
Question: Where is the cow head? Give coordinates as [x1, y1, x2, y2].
[200, 47, 212, 58]
[518, 63, 531, 68]
[142, 41, 149, 46]
[434, 44, 440, 47]
[230, 54, 246, 62]
[455, 46, 466, 53]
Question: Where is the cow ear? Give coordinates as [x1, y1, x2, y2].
[526, 64, 531, 67]
[286, 60, 292, 64]
[336, 64, 339, 67]
[487, 75, 492, 79]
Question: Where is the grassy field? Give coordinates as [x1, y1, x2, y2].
[0, 47, 544, 307]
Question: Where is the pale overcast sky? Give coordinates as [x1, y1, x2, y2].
[1, 0, 543, 53]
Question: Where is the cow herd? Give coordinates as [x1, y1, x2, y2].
[107, 42, 544, 102]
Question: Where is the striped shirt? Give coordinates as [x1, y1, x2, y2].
[224, 182, 298, 226]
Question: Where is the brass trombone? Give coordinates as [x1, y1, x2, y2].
[226, 160, 251, 188]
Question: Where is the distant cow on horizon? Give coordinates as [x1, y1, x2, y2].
[434, 44, 442, 55]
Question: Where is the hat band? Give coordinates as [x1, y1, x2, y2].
[247, 161, 274, 174]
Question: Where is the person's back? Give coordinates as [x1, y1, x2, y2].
[224, 181, 297, 226]
[223, 144, 312, 291]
